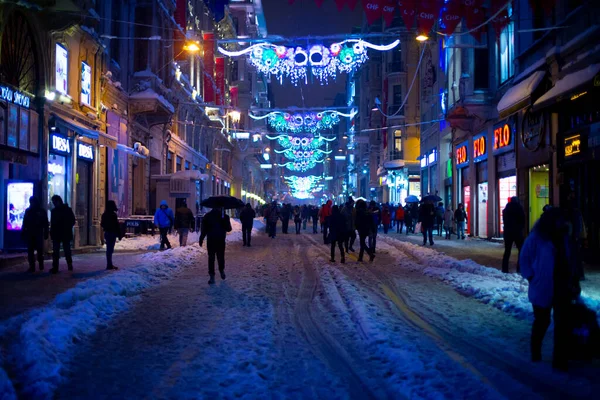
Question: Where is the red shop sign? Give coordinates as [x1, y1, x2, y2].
[456, 143, 468, 166]
[493, 123, 513, 152]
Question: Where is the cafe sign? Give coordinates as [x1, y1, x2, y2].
[0, 85, 31, 108]
[564, 134, 582, 157]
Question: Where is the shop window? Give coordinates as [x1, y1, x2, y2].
[7, 104, 18, 148]
[18, 108, 28, 151]
[498, 5, 514, 83]
[529, 165, 550, 229]
[498, 175, 517, 233]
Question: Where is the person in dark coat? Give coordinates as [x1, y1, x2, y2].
[21, 196, 49, 272]
[355, 200, 375, 262]
[328, 205, 347, 263]
[280, 204, 291, 234]
[293, 205, 302, 234]
[341, 199, 356, 252]
[301, 205, 309, 230]
[436, 202, 445, 237]
[404, 204, 413, 234]
[368, 201, 380, 253]
[101, 200, 123, 270]
[454, 203, 467, 239]
[199, 207, 232, 284]
[310, 205, 319, 234]
[265, 202, 280, 238]
[502, 196, 525, 273]
[174, 200, 195, 247]
[240, 203, 256, 246]
[49, 195, 76, 273]
[520, 207, 579, 370]
[419, 200, 436, 246]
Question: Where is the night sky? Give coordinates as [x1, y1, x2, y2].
[261, 0, 363, 108]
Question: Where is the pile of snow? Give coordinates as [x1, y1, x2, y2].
[0, 220, 256, 399]
[381, 236, 600, 322]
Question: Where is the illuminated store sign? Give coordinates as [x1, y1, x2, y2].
[77, 142, 94, 161]
[455, 141, 468, 168]
[493, 122, 514, 154]
[80, 62, 91, 105]
[51, 134, 70, 154]
[564, 135, 581, 157]
[428, 149, 437, 165]
[0, 85, 31, 108]
[473, 133, 487, 163]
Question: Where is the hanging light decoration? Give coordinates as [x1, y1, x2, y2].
[278, 158, 325, 172]
[218, 39, 400, 85]
[251, 109, 356, 133]
[266, 134, 336, 150]
[285, 175, 322, 199]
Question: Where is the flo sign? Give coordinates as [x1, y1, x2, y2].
[0, 85, 31, 108]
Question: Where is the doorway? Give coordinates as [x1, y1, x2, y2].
[529, 164, 549, 229]
[477, 182, 488, 237]
[76, 161, 92, 246]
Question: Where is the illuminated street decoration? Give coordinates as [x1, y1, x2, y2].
[266, 134, 336, 150]
[285, 175, 321, 199]
[278, 158, 324, 172]
[219, 39, 400, 85]
[252, 110, 356, 133]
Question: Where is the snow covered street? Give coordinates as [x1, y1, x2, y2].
[1, 221, 599, 399]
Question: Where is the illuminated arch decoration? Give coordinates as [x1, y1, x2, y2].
[285, 175, 321, 199]
[252, 110, 356, 133]
[278, 158, 324, 172]
[219, 39, 400, 85]
[266, 134, 336, 150]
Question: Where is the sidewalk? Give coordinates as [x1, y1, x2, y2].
[0, 246, 101, 269]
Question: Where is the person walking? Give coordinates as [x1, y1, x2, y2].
[404, 204, 413, 234]
[174, 200, 195, 247]
[301, 205, 309, 230]
[419, 200, 436, 246]
[240, 203, 256, 247]
[368, 201, 380, 253]
[281, 203, 291, 234]
[355, 200, 375, 262]
[311, 205, 319, 234]
[436, 202, 445, 237]
[502, 196, 525, 273]
[199, 207, 232, 284]
[322, 200, 333, 244]
[49, 195, 76, 273]
[395, 205, 405, 234]
[443, 206, 454, 239]
[382, 205, 392, 234]
[341, 199, 356, 253]
[328, 205, 348, 263]
[154, 200, 174, 250]
[293, 205, 302, 234]
[101, 200, 123, 270]
[266, 202, 280, 238]
[520, 208, 579, 370]
[21, 196, 49, 272]
[454, 203, 467, 240]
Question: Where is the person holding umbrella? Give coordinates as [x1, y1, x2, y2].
[199, 196, 239, 284]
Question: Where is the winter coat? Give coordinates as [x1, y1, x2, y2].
[370, 207, 381, 228]
[310, 207, 319, 221]
[341, 205, 355, 231]
[301, 206, 309, 219]
[502, 202, 525, 237]
[281, 206, 291, 221]
[266, 206, 280, 223]
[21, 205, 49, 240]
[382, 208, 392, 225]
[436, 206, 445, 221]
[101, 210, 122, 239]
[293, 208, 302, 222]
[418, 203, 436, 227]
[199, 209, 232, 243]
[454, 208, 467, 223]
[356, 208, 373, 236]
[329, 212, 348, 242]
[395, 207, 405, 221]
[520, 230, 559, 308]
[443, 209, 454, 227]
[240, 207, 256, 227]
[154, 201, 175, 228]
[174, 206, 195, 230]
[50, 204, 76, 241]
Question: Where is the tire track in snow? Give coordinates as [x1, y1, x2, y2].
[375, 238, 593, 399]
[293, 237, 377, 400]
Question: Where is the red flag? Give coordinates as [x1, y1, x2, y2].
[528, 0, 555, 17]
[335, 0, 347, 11]
[416, 0, 443, 35]
[382, 0, 396, 27]
[398, 0, 416, 30]
[315, 0, 325, 7]
[440, 0, 463, 36]
[362, 0, 383, 25]
[202, 32, 215, 103]
[215, 57, 225, 106]
[463, 0, 485, 41]
[348, 0, 359, 10]
[288, 0, 295, 4]
[492, 8, 509, 39]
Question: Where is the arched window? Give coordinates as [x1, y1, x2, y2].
[0, 11, 39, 94]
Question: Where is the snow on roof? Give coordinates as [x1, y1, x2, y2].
[560, 25, 600, 56]
[533, 64, 600, 110]
[129, 88, 175, 113]
[513, 58, 546, 84]
[497, 71, 545, 117]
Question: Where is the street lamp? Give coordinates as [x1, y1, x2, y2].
[416, 34, 429, 42]
[183, 42, 201, 52]
[228, 111, 241, 124]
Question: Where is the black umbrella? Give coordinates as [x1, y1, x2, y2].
[422, 194, 442, 203]
[201, 195, 244, 209]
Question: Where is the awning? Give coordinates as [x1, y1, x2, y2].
[52, 114, 117, 149]
[383, 159, 406, 170]
[533, 64, 600, 111]
[497, 71, 546, 118]
[170, 170, 209, 181]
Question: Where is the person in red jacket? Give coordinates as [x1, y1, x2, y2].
[382, 204, 392, 234]
[322, 200, 333, 244]
[395, 206, 405, 233]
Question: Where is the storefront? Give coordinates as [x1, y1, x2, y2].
[455, 140, 470, 234]
[473, 132, 488, 237]
[493, 119, 517, 234]
[75, 141, 94, 245]
[48, 133, 72, 213]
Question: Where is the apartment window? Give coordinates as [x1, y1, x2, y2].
[473, 48, 489, 90]
[185, 161, 190, 170]
[394, 130, 402, 152]
[167, 151, 174, 174]
[498, 5, 514, 83]
[176, 156, 182, 172]
[392, 85, 402, 106]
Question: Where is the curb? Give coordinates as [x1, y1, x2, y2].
[0, 246, 102, 270]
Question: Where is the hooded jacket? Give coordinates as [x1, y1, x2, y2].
[50, 203, 76, 241]
[154, 200, 175, 228]
[22, 204, 49, 240]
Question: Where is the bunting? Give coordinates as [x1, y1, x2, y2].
[362, 0, 383, 25]
[382, 0, 396, 27]
[463, 0, 485, 41]
[416, 0, 444, 36]
[348, 0, 359, 10]
[315, 0, 325, 7]
[335, 0, 347, 11]
[439, 0, 463, 36]
[397, 0, 416, 31]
